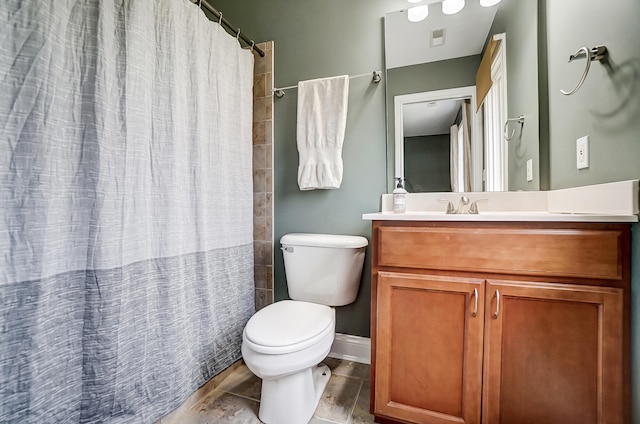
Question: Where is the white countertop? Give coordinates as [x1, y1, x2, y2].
[363, 180, 639, 223]
[362, 211, 638, 223]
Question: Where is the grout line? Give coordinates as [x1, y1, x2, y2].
[311, 416, 344, 424]
[345, 379, 364, 424]
[218, 388, 262, 404]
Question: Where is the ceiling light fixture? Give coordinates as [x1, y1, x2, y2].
[407, 5, 430, 22]
[406, 0, 500, 22]
[442, 0, 465, 15]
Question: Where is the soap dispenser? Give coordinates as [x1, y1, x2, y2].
[393, 177, 407, 213]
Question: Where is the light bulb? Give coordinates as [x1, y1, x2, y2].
[408, 5, 429, 22]
[442, 0, 465, 14]
[480, 0, 501, 7]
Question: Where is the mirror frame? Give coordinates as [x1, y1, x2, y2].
[394, 86, 484, 192]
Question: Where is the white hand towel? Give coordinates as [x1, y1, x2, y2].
[296, 75, 349, 190]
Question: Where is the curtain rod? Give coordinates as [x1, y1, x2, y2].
[273, 71, 383, 98]
[193, 0, 265, 57]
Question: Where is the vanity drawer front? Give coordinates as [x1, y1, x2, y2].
[376, 225, 624, 280]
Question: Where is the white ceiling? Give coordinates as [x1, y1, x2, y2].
[403, 98, 462, 137]
[385, 1, 499, 69]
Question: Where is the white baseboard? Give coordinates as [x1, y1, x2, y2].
[328, 333, 371, 364]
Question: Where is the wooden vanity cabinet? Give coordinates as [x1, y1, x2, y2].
[370, 221, 631, 424]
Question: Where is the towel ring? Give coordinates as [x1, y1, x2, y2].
[504, 115, 525, 141]
[561, 45, 608, 96]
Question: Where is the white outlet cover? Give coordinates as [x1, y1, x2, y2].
[577, 136, 589, 169]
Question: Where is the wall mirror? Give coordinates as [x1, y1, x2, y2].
[385, 0, 541, 193]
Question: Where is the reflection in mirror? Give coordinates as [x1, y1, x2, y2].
[395, 87, 483, 192]
[385, 0, 540, 193]
[394, 36, 509, 193]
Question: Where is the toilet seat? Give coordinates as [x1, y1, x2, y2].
[244, 300, 334, 355]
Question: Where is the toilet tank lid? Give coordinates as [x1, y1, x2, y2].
[280, 233, 368, 248]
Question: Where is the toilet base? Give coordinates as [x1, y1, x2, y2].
[258, 363, 331, 424]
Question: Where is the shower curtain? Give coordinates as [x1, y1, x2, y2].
[1, 1, 255, 423]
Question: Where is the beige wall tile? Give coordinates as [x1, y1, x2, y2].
[252, 169, 266, 193]
[253, 216, 266, 241]
[255, 289, 273, 311]
[264, 120, 273, 146]
[252, 97, 271, 122]
[253, 145, 266, 170]
[253, 193, 266, 217]
[253, 73, 266, 99]
[252, 121, 265, 145]
[254, 265, 268, 290]
[252, 40, 274, 308]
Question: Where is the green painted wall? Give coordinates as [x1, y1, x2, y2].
[404, 134, 451, 192]
[545, 0, 640, 190]
[489, 0, 541, 190]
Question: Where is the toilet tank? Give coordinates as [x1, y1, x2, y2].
[280, 233, 368, 306]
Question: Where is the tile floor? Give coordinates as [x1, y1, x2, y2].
[158, 357, 374, 424]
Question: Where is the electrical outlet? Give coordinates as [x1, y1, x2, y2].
[577, 136, 589, 169]
[526, 159, 533, 182]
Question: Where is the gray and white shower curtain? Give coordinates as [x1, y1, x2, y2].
[1, 1, 255, 422]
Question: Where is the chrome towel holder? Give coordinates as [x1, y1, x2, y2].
[273, 70, 382, 98]
[560, 45, 608, 96]
[504, 115, 525, 141]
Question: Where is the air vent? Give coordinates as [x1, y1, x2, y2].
[431, 28, 446, 47]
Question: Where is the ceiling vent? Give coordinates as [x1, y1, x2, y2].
[431, 28, 446, 47]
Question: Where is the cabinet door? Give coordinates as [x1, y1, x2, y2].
[375, 272, 484, 424]
[482, 280, 624, 424]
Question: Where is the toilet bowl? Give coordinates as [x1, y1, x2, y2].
[242, 301, 335, 424]
[241, 233, 368, 424]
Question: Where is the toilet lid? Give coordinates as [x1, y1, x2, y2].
[245, 300, 333, 348]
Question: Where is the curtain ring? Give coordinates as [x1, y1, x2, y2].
[198, 0, 201, 7]
[218, 12, 223, 25]
[236, 28, 241, 40]
[250, 41, 255, 52]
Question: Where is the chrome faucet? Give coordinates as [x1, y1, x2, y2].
[438, 196, 469, 214]
[455, 196, 470, 214]
[438, 199, 455, 214]
[438, 196, 487, 214]
[468, 199, 488, 214]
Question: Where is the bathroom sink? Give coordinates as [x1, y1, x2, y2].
[363, 180, 639, 223]
[362, 211, 637, 222]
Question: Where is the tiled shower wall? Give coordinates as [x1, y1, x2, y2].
[252, 41, 274, 311]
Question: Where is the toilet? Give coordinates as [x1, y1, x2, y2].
[241, 233, 368, 424]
